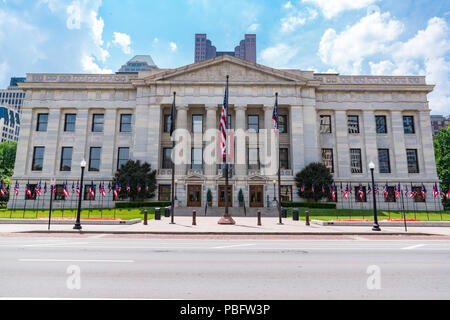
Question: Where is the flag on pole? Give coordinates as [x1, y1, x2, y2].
[14, 181, 19, 196]
[439, 185, 445, 197]
[63, 182, 70, 198]
[367, 183, 372, 194]
[343, 184, 349, 199]
[311, 183, 315, 194]
[35, 181, 42, 197]
[114, 183, 119, 200]
[332, 184, 337, 201]
[433, 183, 439, 198]
[145, 182, 149, 192]
[447, 188, 450, 199]
[137, 182, 141, 193]
[322, 184, 325, 194]
[100, 183, 106, 198]
[107, 183, 112, 193]
[272, 93, 278, 135]
[301, 183, 305, 193]
[26, 183, 32, 197]
[76, 182, 80, 197]
[358, 184, 364, 200]
[404, 185, 409, 197]
[395, 183, 401, 199]
[6, 182, 9, 195]
[0, 180, 4, 197]
[421, 183, 427, 199]
[43, 182, 47, 194]
[89, 181, 95, 198]
[374, 184, 379, 195]
[126, 182, 131, 193]
[170, 92, 176, 136]
[383, 183, 389, 200]
[220, 77, 228, 160]
[409, 183, 416, 199]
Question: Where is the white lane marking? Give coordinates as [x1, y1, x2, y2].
[18, 259, 134, 263]
[402, 244, 426, 250]
[89, 234, 107, 239]
[211, 243, 256, 249]
[23, 242, 88, 247]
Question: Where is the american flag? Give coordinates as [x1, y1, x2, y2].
[26, 183, 32, 197]
[421, 184, 427, 199]
[367, 183, 372, 194]
[332, 184, 337, 200]
[0, 180, 4, 197]
[410, 183, 417, 199]
[358, 184, 364, 200]
[137, 182, 141, 193]
[220, 77, 229, 160]
[383, 184, 389, 199]
[76, 182, 80, 197]
[343, 184, 349, 199]
[114, 183, 119, 200]
[14, 181, 19, 196]
[89, 181, 95, 198]
[272, 93, 278, 134]
[300, 183, 305, 193]
[43, 182, 47, 194]
[311, 183, 315, 193]
[35, 182, 41, 197]
[63, 182, 70, 198]
[404, 185, 409, 197]
[395, 183, 401, 199]
[433, 183, 439, 198]
[100, 183, 106, 198]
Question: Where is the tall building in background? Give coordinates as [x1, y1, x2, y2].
[118, 55, 158, 73]
[430, 115, 449, 136]
[0, 78, 24, 143]
[195, 34, 256, 63]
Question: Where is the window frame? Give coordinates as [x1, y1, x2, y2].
[348, 115, 360, 134]
[60, 147, 73, 172]
[279, 148, 290, 170]
[64, 114, 76, 132]
[120, 114, 132, 133]
[117, 147, 130, 170]
[319, 115, 332, 134]
[88, 147, 101, 172]
[191, 148, 203, 169]
[162, 148, 173, 169]
[36, 113, 49, 132]
[32, 146, 45, 171]
[375, 115, 387, 134]
[378, 149, 391, 173]
[247, 115, 259, 133]
[92, 114, 104, 133]
[321, 148, 334, 173]
[403, 116, 415, 134]
[192, 114, 203, 133]
[350, 148, 363, 174]
[248, 148, 260, 170]
[406, 149, 419, 173]
[278, 115, 288, 133]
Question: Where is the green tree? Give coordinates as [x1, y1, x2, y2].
[112, 160, 157, 201]
[295, 162, 334, 202]
[434, 128, 450, 206]
[0, 141, 17, 180]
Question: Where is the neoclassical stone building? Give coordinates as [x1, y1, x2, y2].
[10, 55, 442, 210]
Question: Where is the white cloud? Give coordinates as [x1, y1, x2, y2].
[260, 43, 299, 68]
[170, 42, 177, 52]
[81, 55, 112, 73]
[153, 37, 159, 44]
[112, 32, 131, 54]
[247, 23, 260, 32]
[283, 1, 293, 9]
[302, 0, 379, 18]
[318, 11, 403, 74]
[280, 4, 318, 33]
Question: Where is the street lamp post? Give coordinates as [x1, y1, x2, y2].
[369, 161, 381, 231]
[73, 159, 86, 230]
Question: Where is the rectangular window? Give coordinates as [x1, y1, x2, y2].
[355, 186, 367, 202]
[278, 115, 288, 133]
[385, 186, 396, 203]
[60, 147, 73, 171]
[375, 116, 387, 134]
[248, 148, 260, 170]
[378, 149, 391, 173]
[36, 113, 48, 132]
[348, 115, 360, 134]
[84, 184, 96, 201]
[163, 115, 172, 133]
[322, 149, 334, 173]
[191, 148, 203, 169]
[32, 147, 45, 171]
[92, 114, 104, 132]
[412, 186, 425, 203]
[120, 114, 132, 132]
[280, 185, 292, 202]
[406, 149, 419, 173]
[162, 148, 173, 169]
[248, 115, 259, 133]
[64, 114, 76, 132]
[54, 185, 66, 201]
[403, 116, 415, 134]
[25, 184, 37, 200]
[350, 149, 362, 174]
[158, 185, 171, 201]
[117, 147, 129, 170]
[279, 148, 289, 169]
[319, 115, 332, 134]
[192, 115, 203, 133]
[89, 147, 101, 171]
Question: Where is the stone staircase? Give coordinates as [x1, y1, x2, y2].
[170, 206, 279, 217]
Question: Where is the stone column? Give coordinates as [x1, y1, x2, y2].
[263, 105, 277, 176]
[73, 109, 89, 177]
[42, 108, 61, 176]
[335, 110, 350, 178]
[362, 111, 378, 177]
[303, 104, 319, 165]
[418, 110, 437, 176]
[13, 109, 32, 177]
[234, 105, 247, 176]
[133, 88, 150, 162]
[290, 105, 304, 173]
[101, 109, 117, 174]
[390, 111, 408, 176]
[146, 105, 161, 170]
[174, 105, 189, 176]
[205, 105, 218, 176]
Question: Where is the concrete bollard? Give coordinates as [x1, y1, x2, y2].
[257, 210, 262, 226]
[143, 209, 148, 225]
[192, 210, 197, 225]
[305, 210, 310, 226]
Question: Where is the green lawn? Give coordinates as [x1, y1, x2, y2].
[286, 208, 450, 221]
[0, 207, 160, 220]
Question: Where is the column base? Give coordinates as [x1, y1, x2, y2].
[218, 214, 236, 225]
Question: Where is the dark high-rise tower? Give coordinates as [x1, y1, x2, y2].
[194, 34, 256, 63]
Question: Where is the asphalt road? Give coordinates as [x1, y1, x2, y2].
[0, 236, 449, 300]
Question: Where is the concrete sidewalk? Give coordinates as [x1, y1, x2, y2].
[1, 216, 450, 236]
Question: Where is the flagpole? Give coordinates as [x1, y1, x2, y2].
[170, 91, 176, 225]
[276, 93, 283, 225]
[218, 75, 235, 224]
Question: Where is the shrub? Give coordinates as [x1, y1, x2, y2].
[115, 201, 171, 208]
[295, 163, 334, 202]
[281, 201, 337, 209]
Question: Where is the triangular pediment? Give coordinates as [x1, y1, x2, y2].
[185, 173, 204, 180]
[143, 55, 309, 84]
[248, 175, 267, 181]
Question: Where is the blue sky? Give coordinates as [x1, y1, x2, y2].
[0, 0, 449, 114]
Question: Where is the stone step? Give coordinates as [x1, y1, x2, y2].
[170, 206, 280, 217]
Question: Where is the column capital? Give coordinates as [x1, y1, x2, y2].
[234, 105, 247, 112]
[176, 105, 189, 111]
[263, 105, 273, 112]
[205, 104, 219, 111]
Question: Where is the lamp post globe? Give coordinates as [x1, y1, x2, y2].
[74, 159, 86, 230]
[369, 161, 381, 231]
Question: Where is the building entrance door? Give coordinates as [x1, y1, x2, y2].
[218, 185, 232, 207]
[187, 185, 202, 207]
[249, 185, 264, 207]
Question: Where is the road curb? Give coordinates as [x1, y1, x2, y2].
[0, 219, 142, 225]
[11, 230, 441, 236]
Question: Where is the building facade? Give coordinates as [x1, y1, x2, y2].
[195, 34, 256, 63]
[0, 78, 24, 143]
[10, 55, 442, 210]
